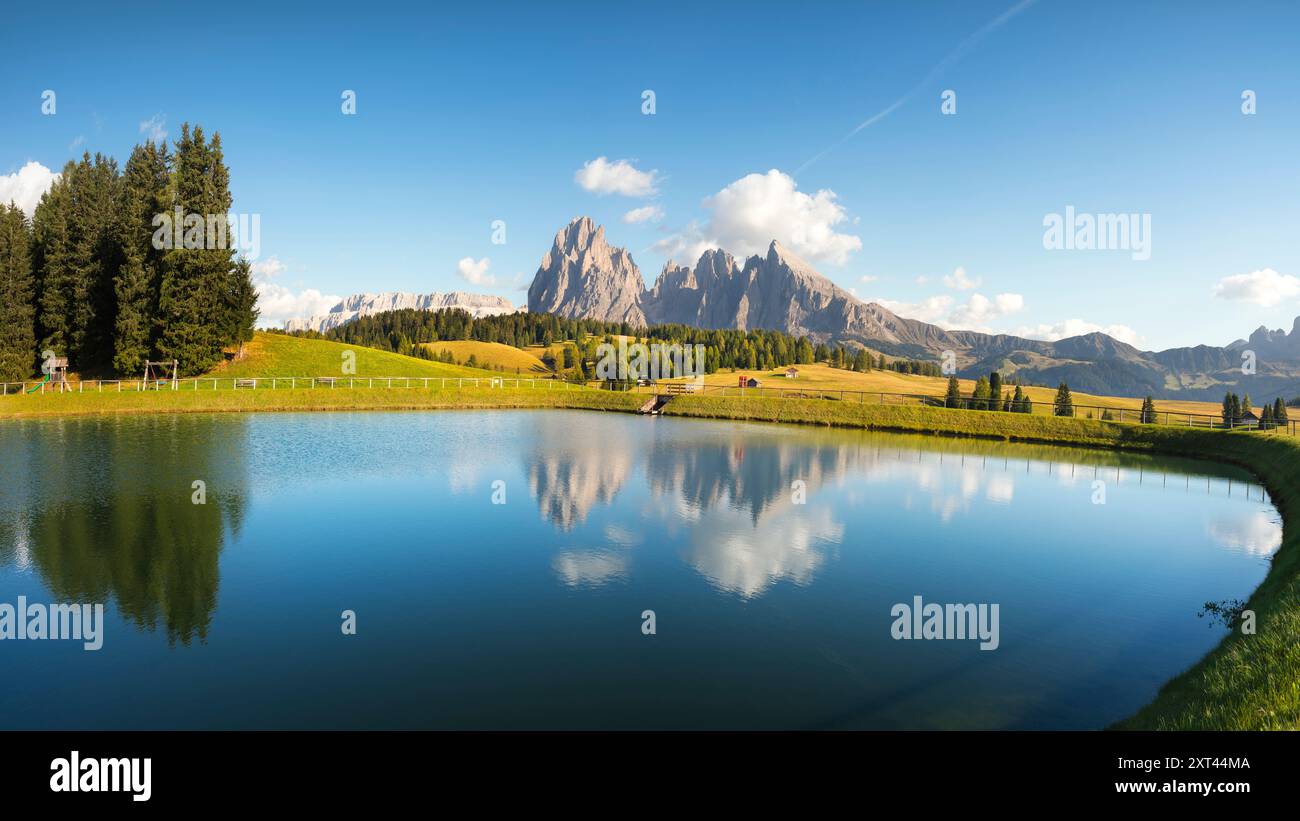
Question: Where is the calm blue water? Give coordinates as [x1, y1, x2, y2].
[0, 410, 1280, 729]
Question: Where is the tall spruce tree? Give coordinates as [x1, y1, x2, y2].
[32, 154, 122, 370]
[156, 125, 237, 374]
[971, 376, 991, 410]
[33, 167, 74, 359]
[113, 141, 171, 374]
[222, 257, 259, 358]
[988, 372, 1002, 411]
[0, 202, 37, 381]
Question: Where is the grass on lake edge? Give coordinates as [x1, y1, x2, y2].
[1, 387, 1295, 730]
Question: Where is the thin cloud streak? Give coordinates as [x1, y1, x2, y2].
[795, 0, 1039, 175]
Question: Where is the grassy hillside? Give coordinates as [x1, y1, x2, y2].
[217, 332, 498, 379]
[420, 340, 549, 373]
[662, 363, 1226, 418]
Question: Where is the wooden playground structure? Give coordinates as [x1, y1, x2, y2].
[142, 359, 180, 389]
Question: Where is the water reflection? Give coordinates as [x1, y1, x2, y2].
[0, 412, 1277, 642]
[1207, 512, 1283, 557]
[519, 418, 1275, 596]
[0, 417, 246, 645]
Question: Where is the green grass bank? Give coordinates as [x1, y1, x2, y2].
[0, 384, 644, 418]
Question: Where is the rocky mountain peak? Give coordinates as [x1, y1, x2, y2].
[529, 216, 647, 326]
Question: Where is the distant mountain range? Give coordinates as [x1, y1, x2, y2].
[285, 291, 516, 333]
[526, 217, 1300, 401]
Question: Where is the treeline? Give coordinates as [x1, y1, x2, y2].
[282, 307, 941, 376]
[944, 372, 1036, 413]
[0, 124, 257, 381]
[1223, 392, 1290, 427]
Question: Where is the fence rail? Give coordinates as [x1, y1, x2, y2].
[0, 375, 585, 396]
[3, 374, 1295, 435]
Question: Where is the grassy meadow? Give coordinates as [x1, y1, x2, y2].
[420, 340, 551, 372]
[657, 362, 1227, 420]
[218, 332, 498, 379]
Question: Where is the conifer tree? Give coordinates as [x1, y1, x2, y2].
[972, 376, 991, 410]
[223, 257, 259, 357]
[0, 202, 36, 381]
[113, 141, 170, 374]
[1140, 395, 1157, 424]
[32, 153, 123, 370]
[1053, 382, 1074, 417]
[33, 166, 75, 359]
[988, 372, 1002, 410]
[156, 125, 238, 374]
[944, 375, 962, 409]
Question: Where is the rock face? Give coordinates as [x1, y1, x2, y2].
[1230, 317, 1300, 360]
[284, 291, 515, 333]
[526, 216, 648, 326]
[526, 218, 907, 339]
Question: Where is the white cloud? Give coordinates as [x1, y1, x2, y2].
[1014, 319, 1141, 346]
[872, 291, 1024, 332]
[456, 256, 495, 286]
[249, 257, 340, 328]
[859, 274, 878, 283]
[574, 157, 659, 197]
[654, 169, 862, 266]
[251, 256, 287, 279]
[622, 204, 664, 224]
[950, 293, 1024, 328]
[0, 161, 59, 217]
[873, 294, 955, 324]
[139, 113, 167, 143]
[254, 284, 341, 329]
[942, 266, 981, 291]
[1212, 268, 1300, 308]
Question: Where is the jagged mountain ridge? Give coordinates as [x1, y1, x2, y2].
[285, 291, 516, 333]
[526, 217, 1300, 401]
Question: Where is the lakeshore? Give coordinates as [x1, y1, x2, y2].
[2, 386, 1297, 729]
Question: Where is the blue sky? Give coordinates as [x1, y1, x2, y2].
[2, 0, 1298, 349]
